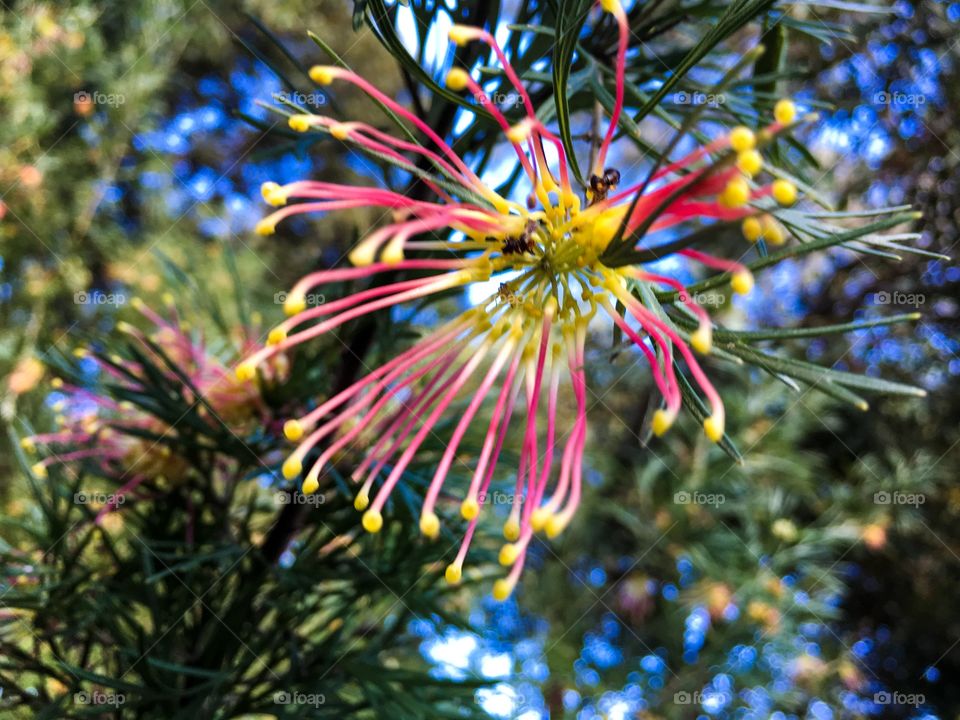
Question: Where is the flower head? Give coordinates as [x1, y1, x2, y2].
[245, 0, 809, 599]
[22, 299, 278, 524]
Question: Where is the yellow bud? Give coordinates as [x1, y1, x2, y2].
[506, 122, 531, 144]
[742, 216, 763, 242]
[284, 292, 307, 316]
[330, 123, 350, 140]
[51, 377, 64, 389]
[267, 327, 287, 346]
[302, 476, 320, 494]
[499, 543, 520, 566]
[651, 409, 674, 437]
[729, 126, 756, 153]
[283, 419, 304, 442]
[446, 68, 471, 91]
[774, 98, 797, 125]
[731, 270, 754, 295]
[461, 496, 479, 520]
[545, 515, 566, 539]
[600, 0, 621, 12]
[703, 415, 724, 443]
[255, 218, 276, 236]
[772, 179, 797, 206]
[530, 507, 550, 532]
[308, 65, 336, 85]
[762, 215, 786, 245]
[288, 114, 311, 133]
[420, 511, 440, 539]
[503, 518, 520, 542]
[492, 578, 514, 601]
[235, 362, 257, 382]
[448, 25, 476, 46]
[20, 437, 36, 453]
[31, 462, 47, 479]
[381, 236, 405, 265]
[736, 149, 763, 177]
[362, 509, 383, 533]
[348, 241, 377, 268]
[261, 181, 287, 207]
[720, 177, 750, 208]
[354, 491, 369, 512]
[282, 456, 302, 480]
[691, 324, 712, 354]
[445, 563, 462, 584]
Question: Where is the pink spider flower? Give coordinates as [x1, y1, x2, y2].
[241, 0, 804, 600]
[21, 298, 279, 523]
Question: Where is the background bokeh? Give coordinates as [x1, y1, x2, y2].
[1, 1, 958, 718]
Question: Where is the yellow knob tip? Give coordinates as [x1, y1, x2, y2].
[503, 519, 520, 542]
[445, 68, 471, 92]
[498, 543, 520, 566]
[288, 114, 311, 133]
[704, 415, 725, 443]
[731, 270, 755, 296]
[460, 497, 480, 521]
[281, 457, 302, 480]
[445, 564, 462, 584]
[302, 476, 319, 494]
[691, 325, 712, 355]
[235, 362, 257, 382]
[308, 65, 337, 85]
[729, 126, 756, 153]
[742, 216, 763, 243]
[267, 327, 287, 346]
[651, 409, 674, 437]
[362, 509, 383, 533]
[774, 98, 797, 125]
[353, 492, 370, 512]
[492, 578, 514, 601]
[31, 462, 47, 479]
[419, 512, 440, 539]
[772, 179, 797, 206]
[283, 419, 304, 442]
